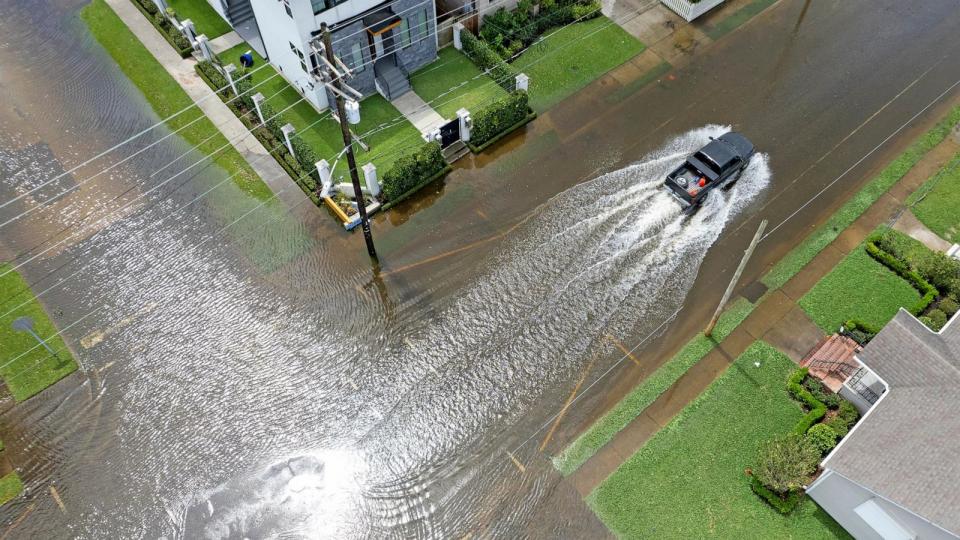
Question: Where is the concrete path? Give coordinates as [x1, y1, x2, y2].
[104, 0, 309, 212]
[391, 91, 446, 134]
[209, 30, 244, 55]
[893, 209, 953, 252]
[568, 128, 960, 497]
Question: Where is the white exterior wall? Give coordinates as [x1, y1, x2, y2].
[250, 0, 329, 110]
[314, 0, 384, 27]
[808, 470, 959, 540]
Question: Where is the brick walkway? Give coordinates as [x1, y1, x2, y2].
[104, 0, 310, 212]
[568, 120, 960, 497]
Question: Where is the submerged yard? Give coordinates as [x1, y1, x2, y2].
[587, 342, 849, 539]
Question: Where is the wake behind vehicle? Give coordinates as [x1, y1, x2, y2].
[664, 132, 755, 215]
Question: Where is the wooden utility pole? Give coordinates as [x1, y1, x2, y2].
[705, 219, 767, 337]
[320, 23, 377, 261]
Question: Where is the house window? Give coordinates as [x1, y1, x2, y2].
[415, 9, 430, 42]
[398, 18, 411, 48]
[348, 42, 365, 73]
[280, 0, 293, 17]
[290, 42, 308, 73]
[311, 0, 326, 12]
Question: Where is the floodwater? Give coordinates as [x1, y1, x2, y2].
[1, 0, 960, 537]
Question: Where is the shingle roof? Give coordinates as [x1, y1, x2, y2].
[824, 309, 960, 535]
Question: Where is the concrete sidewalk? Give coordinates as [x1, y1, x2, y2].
[104, 0, 310, 212]
[567, 125, 960, 497]
[391, 91, 446, 134]
[209, 30, 244, 55]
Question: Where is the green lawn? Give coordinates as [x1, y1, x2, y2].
[909, 154, 960, 242]
[167, 0, 232, 39]
[761, 104, 960, 290]
[588, 341, 849, 539]
[411, 47, 508, 119]
[553, 297, 755, 476]
[0, 265, 78, 402]
[0, 472, 23, 506]
[81, 0, 271, 201]
[220, 43, 421, 184]
[799, 246, 920, 333]
[513, 16, 645, 113]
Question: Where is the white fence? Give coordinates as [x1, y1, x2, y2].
[659, 0, 725, 21]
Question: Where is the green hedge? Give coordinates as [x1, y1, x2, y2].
[382, 142, 447, 202]
[479, 0, 601, 59]
[787, 368, 827, 435]
[460, 29, 516, 90]
[129, 0, 192, 57]
[471, 91, 530, 147]
[864, 240, 938, 316]
[749, 475, 802, 515]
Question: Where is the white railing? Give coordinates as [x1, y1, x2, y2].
[659, 0, 725, 21]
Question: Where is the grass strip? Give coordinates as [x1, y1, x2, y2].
[513, 16, 646, 113]
[552, 297, 754, 476]
[81, 0, 272, 201]
[587, 341, 849, 539]
[0, 472, 23, 506]
[908, 153, 960, 242]
[761, 104, 960, 290]
[0, 265, 78, 402]
[167, 0, 232, 39]
[410, 47, 508, 119]
[799, 245, 920, 333]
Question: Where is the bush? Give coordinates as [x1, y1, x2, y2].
[471, 91, 530, 147]
[289, 136, 320, 183]
[924, 308, 948, 331]
[939, 297, 959, 317]
[787, 368, 827, 435]
[838, 400, 859, 427]
[137, 0, 158, 15]
[196, 60, 229, 96]
[571, 1, 601, 20]
[824, 416, 849, 437]
[805, 424, 839, 454]
[913, 250, 960, 291]
[382, 143, 446, 202]
[460, 29, 516, 90]
[802, 377, 841, 409]
[753, 434, 820, 494]
[749, 475, 803, 515]
[171, 31, 190, 50]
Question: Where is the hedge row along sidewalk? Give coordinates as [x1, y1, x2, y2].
[553, 101, 960, 478]
[0, 264, 79, 402]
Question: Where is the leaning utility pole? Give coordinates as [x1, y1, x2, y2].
[705, 219, 768, 337]
[320, 23, 377, 261]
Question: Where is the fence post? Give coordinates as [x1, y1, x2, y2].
[457, 108, 471, 142]
[516, 73, 529, 92]
[196, 34, 214, 61]
[281, 124, 296, 156]
[181, 19, 196, 46]
[453, 22, 464, 50]
[251, 93, 265, 124]
[223, 64, 239, 96]
[316, 160, 333, 197]
[362, 163, 380, 198]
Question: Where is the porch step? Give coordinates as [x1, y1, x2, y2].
[442, 140, 469, 162]
[226, 0, 254, 26]
[375, 59, 411, 100]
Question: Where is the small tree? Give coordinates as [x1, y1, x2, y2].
[754, 434, 820, 494]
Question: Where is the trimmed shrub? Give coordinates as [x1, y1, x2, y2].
[925, 308, 948, 331]
[803, 377, 841, 409]
[460, 28, 516, 89]
[137, 0, 158, 15]
[196, 60, 229, 96]
[938, 297, 959, 318]
[753, 434, 820, 494]
[805, 423, 839, 454]
[471, 91, 530, 147]
[571, 1, 601, 20]
[838, 400, 859, 427]
[290, 136, 320, 183]
[824, 415, 849, 437]
[787, 368, 827, 435]
[913, 250, 960, 291]
[749, 475, 803, 515]
[382, 142, 446, 202]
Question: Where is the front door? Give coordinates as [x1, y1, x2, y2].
[439, 118, 460, 148]
[373, 33, 384, 59]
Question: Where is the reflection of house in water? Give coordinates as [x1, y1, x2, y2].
[207, 0, 439, 110]
[804, 309, 960, 540]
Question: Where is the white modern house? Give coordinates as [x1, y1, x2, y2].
[208, 0, 439, 110]
[805, 309, 960, 540]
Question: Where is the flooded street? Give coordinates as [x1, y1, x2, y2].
[1, 0, 959, 537]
